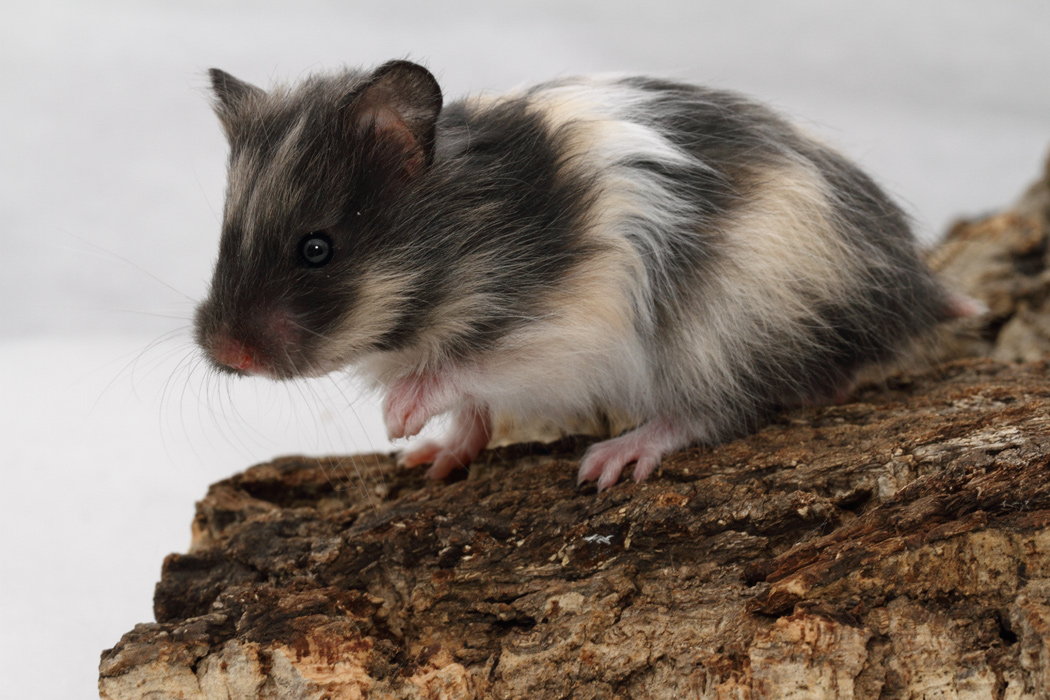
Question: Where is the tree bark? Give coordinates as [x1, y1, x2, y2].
[100, 152, 1050, 699]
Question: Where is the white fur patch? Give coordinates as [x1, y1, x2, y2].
[664, 162, 860, 411]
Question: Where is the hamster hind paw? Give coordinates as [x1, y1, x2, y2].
[577, 420, 694, 492]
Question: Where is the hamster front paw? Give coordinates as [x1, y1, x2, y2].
[383, 373, 445, 440]
[399, 406, 492, 479]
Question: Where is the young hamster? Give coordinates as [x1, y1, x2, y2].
[195, 59, 971, 491]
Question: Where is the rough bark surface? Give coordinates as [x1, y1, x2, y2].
[100, 152, 1050, 699]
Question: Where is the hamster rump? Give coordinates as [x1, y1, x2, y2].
[194, 60, 960, 491]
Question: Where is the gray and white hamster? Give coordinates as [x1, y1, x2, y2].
[195, 60, 972, 491]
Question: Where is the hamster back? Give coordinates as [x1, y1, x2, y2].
[195, 61, 958, 490]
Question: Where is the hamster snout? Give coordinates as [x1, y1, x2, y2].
[196, 304, 316, 379]
[195, 60, 970, 490]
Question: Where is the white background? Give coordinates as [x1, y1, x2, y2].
[2, 1, 1048, 697]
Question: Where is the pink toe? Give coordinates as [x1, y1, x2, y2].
[577, 448, 608, 485]
[400, 441, 442, 468]
[596, 462, 626, 492]
[427, 454, 465, 480]
[632, 456, 659, 482]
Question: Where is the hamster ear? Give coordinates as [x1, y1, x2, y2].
[208, 69, 263, 139]
[350, 60, 443, 177]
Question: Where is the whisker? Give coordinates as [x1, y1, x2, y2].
[58, 231, 196, 302]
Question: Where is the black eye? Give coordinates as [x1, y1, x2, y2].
[299, 232, 332, 268]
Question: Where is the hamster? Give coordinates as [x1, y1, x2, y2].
[195, 59, 969, 491]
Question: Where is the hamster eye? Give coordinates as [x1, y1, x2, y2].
[299, 232, 333, 268]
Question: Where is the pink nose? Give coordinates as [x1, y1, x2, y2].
[213, 337, 257, 372]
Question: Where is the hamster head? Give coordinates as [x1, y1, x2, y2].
[194, 61, 443, 379]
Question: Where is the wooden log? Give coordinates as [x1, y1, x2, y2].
[100, 151, 1050, 699]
